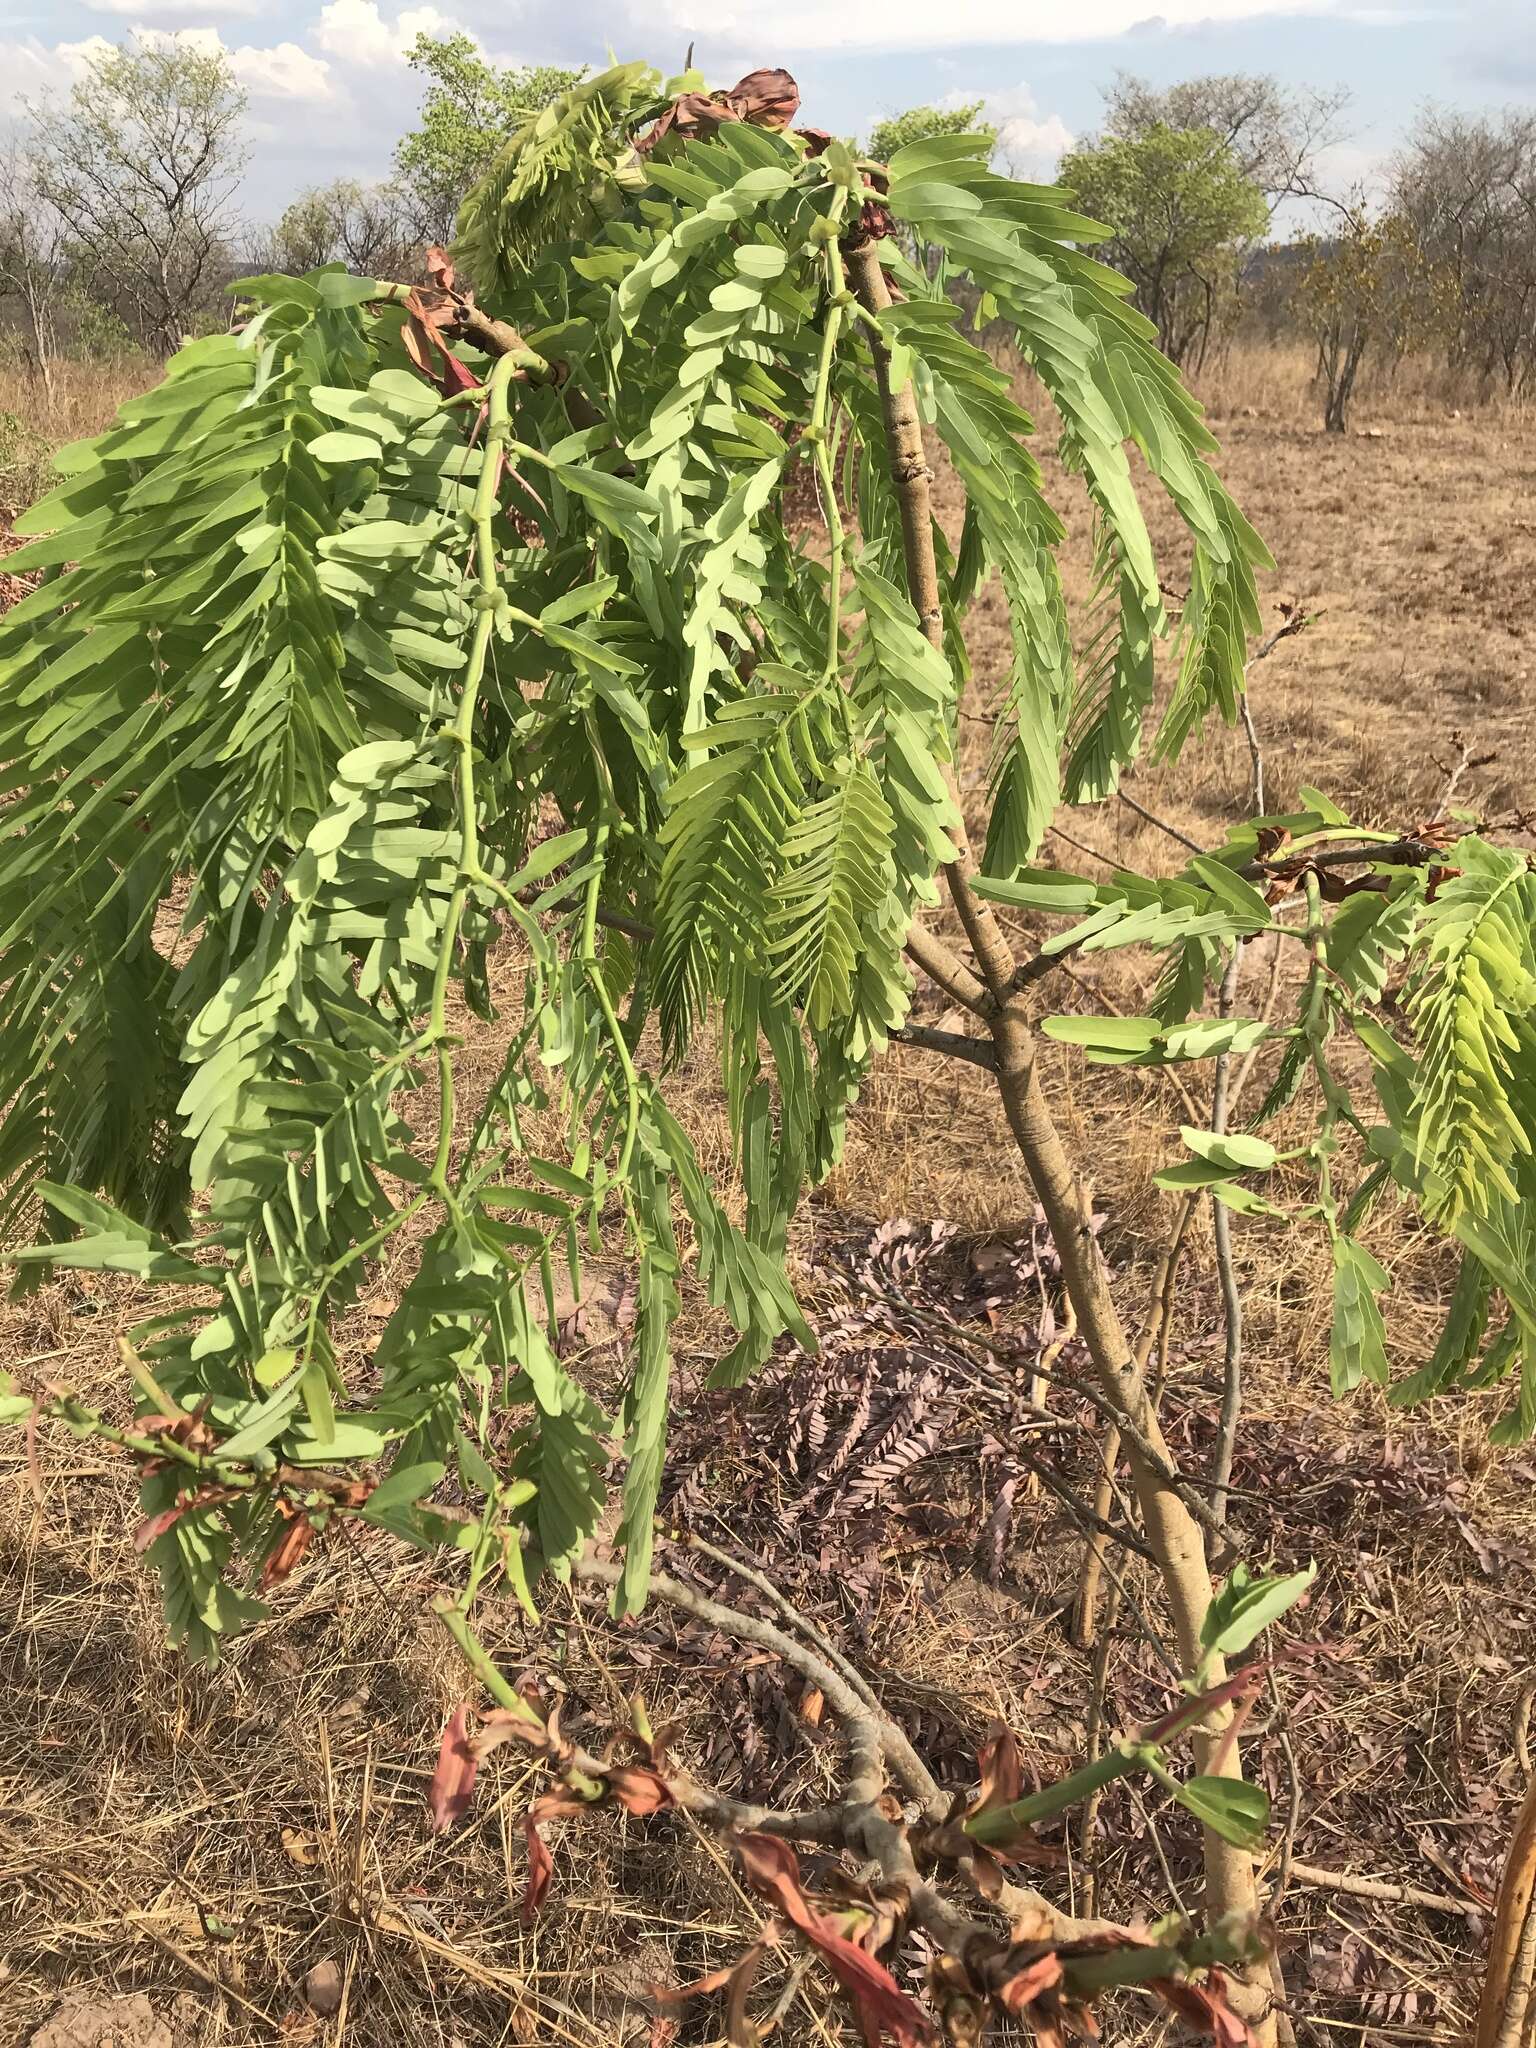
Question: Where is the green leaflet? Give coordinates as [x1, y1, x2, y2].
[1389, 1247, 1492, 1410]
[768, 756, 897, 1030]
[1329, 1236, 1391, 1395]
[611, 1152, 680, 1616]
[1405, 839, 1536, 1224]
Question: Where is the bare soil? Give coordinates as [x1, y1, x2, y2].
[2, 347, 1533, 2048]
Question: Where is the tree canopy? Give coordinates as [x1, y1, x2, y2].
[23, 34, 247, 356]
[1059, 123, 1268, 363]
[865, 100, 998, 168]
[393, 34, 588, 242]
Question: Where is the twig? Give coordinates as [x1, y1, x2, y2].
[1212, 677, 1267, 1523]
[1077, 1578, 1123, 1916]
[891, 1023, 997, 1070]
[1048, 821, 1122, 871]
[1268, 1670, 1303, 1919]
[1237, 834, 1450, 882]
[1285, 1861, 1483, 1920]
[1240, 701, 1267, 816]
[678, 1530, 945, 1816]
[1210, 940, 1245, 1528]
[1431, 731, 1497, 814]
[1117, 786, 1206, 856]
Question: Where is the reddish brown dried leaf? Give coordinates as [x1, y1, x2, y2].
[637, 69, 800, 153]
[727, 68, 800, 129]
[726, 1938, 769, 2047]
[735, 1834, 932, 2046]
[521, 1810, 554, 1924]
[973, 1724, 1025, 1813]
[519, 1786, 590, 1923]
[260, 1503, 315, 1588]
[606, 1764, 672, 1816]
[427, 1705, 479, 1834]
[398, 288, 481, 399]
[650, 1941, 770, 2048]
[995, 1951, 1064, 2014]
[472, 1699, 550, 1763]
[1150, 1970, 1255, 2048]
[133, 1485, 239, 1554]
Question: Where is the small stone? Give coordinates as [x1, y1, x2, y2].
[303, 1961, 344, 2017]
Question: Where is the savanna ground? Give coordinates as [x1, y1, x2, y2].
[2, 339, 1533, 2048]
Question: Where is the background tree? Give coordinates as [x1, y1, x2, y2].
[255, 178, 419, 284]
[1392, 108, 1536, 393]
[0, 140, 66, 400]
[394, 33, 587, 243]
[25, 35, 246, 358]
[1102, 70, 1348, 211]
[1059, 123, 1267, 364]
[865, 99, 997, 169]
[1297, 206, 1440, 431]
[865, 102, 1001, 275]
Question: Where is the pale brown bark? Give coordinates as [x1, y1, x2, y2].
[1479, 1772, 1536, 2048]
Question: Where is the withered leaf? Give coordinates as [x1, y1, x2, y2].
[735, 1833, 931, 2046]
[426, 1704, 478, 1834]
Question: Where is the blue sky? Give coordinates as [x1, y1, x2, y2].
[1, 0, 1529, 222]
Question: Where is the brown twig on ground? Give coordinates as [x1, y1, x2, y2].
[1286, 1861, 1485, 1920]
[675, 1529, 945, 1816]
[1433, 730, 1497, 813]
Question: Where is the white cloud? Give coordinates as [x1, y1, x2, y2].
[662, 0, 1357, 48]
[929, 80, 1075, 178]
[231, 40, 335, 100]
[314, 0, 456, 68]
[996, 110, 1076, 174]
[65, 24, 338, 101]
[0, 33, 115, 107]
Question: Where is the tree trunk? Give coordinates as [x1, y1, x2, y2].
[844, 237, 1277, 2048]
[1478, 1771, 1536, 2048]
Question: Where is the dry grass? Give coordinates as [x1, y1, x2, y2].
[0, 359, 152, 517]
[4, 340, 1536, 2048]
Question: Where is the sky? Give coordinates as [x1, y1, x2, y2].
[0, 0, 1531, 225]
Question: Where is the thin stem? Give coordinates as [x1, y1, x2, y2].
[1210, 942, 1245, 1527]
[809, 195, 851, 678]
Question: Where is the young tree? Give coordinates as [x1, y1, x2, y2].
[1297, 206, 1436, 431]
[0, 139, 66, 400]
[1059, 123, 1268, 364]
[394, 33, 587, 243]
[1, 58, 1528, 2048]
[25, 35, 247, 358]
[256, 178, 420, 284]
